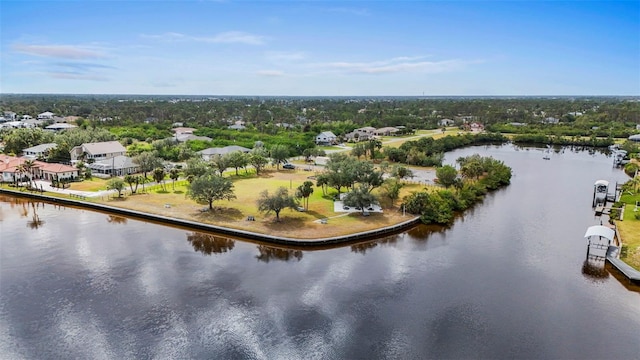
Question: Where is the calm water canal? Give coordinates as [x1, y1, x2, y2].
[1, 144, 639, 359]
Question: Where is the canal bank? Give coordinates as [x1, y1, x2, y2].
[0, 188, 421, 247]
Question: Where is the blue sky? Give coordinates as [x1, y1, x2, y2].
[1, 1, 638, 96]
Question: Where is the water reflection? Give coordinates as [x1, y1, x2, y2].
[581, 259, 610, 282]
[255, 245, 303, 262]
[106, 214, 128, 224]
[186, 232, 235, 255]
[351, 234, 401, 254]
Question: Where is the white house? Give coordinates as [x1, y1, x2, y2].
[438, 118, 455, 127]
[45, 123, 77, 131]
[70, 141, 127, 162]
[37, 111, 55, 120]
[198, 145, 251, 161]
[543, 117, 560, 124]
[315, 131, 337, 145]
[22, 143, 57, 159]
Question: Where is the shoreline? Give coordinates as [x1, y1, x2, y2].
[0, 188, 421, 248]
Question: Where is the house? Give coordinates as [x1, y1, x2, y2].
[374, 127, 399, 136]
[3, 111, 16, 121]
[70, 141, 127, 163]
[37, 111, 55, 120]
[0, 155, 78, 182]
[87, 155, 139, 177]
[464, 122, 485, 132]
[315, 131, 337, 145]
[543, 117, 560, 124]
[175, 134, 212, 142]
[355, 126, 376, 135]
[636, 124, 640, 131]
[22, 143, 57, 159]
[45, 123, 77, 131]
[629, 134, 640, 143]
[172, 127, 195, 135]
[438, 119, 455, 127]
[39, 163, 79, 181]
[228, 124, 246, 130]
[198, 145, 251, 161]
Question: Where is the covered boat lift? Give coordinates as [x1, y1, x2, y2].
[592, 180, 609, 207]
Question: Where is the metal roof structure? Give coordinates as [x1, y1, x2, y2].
[583, 225, 615, 242]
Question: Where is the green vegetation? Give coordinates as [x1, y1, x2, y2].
[616, 178, 640, 271]
[402, 155, 512, 225]
[257, 187, 299, 222]
[186, 172, 236, 210]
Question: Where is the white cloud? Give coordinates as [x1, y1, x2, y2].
[311, 56, 481, 75]
[12, 44, 106, 59]
[265, 51, 307, 62]
[256, 70, 285, 77]
[141, 31, 267, 45]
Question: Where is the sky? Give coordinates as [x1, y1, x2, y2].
[1, 1, 639, 96]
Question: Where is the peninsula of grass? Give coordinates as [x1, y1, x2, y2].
[90, 168, 423, 239]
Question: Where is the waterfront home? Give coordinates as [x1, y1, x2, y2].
[70, 141, 127, 163]
[0, 155, 79, 182]
[38, 162, 79, 181]
[198, 145, 251, 161]
[22, 143, 57, 159]
[315, 131, 338, 145]
[87, 155, 139, 177]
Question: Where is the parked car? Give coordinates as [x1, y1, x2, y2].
[283, 163, 295, 169]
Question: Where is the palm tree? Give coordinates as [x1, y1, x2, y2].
[22, 160, 36, 189]
[169, 168, 180, 190]
[296, 181, 314, 210]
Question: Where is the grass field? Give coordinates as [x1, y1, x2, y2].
[617, 191, 640, 270]
[94, 169, 420, 239]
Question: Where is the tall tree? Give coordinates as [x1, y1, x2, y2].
[226, 151, 249, 176]
[343, 185, 378, 215]
[169, 168, 180, 190]
[295, 180, 314, 210]
[257, 187, 299, 222]
[106, 178, 125, 198]
[270, 144, 290, 170]
[211, 155, 229, 176]
[124, 174, 140, 193]
[187, 173, 236, 210]
[435, 165, 458, 188]
[250, 147, 269, 175]
[133, 151, 163, 180]
[152, 167, 166, 191]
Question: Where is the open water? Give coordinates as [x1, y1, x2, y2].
[1, 144, 638, 359]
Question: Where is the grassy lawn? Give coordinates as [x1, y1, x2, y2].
[91, 169, 418, 239]
[617, 191, 640, 270]
[68, 178, 109, 191]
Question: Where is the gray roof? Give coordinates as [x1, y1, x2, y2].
[89, 155, 138, 170]
[45, 123, 77, 130]
[82, 141, 126, 155]
[176, 134, 212, 142]
[198, 145, 251, 156]
[23, 143, 57, 153]
[629, 134, 640, 141]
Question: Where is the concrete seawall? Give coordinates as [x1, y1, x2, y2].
[1, 188, 422, 248]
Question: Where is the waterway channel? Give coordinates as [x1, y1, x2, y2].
[1, 144, 638, 359]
